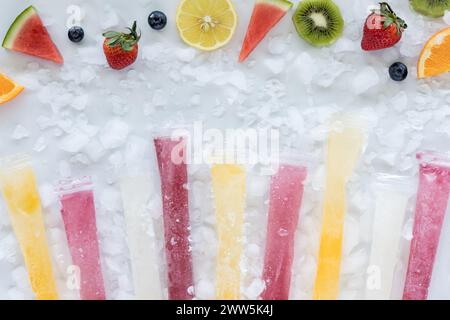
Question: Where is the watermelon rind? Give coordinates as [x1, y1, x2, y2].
[257, 0, 293, 10]
[2, 6, 37, 49]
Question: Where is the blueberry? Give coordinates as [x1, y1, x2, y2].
[68, 26, 84, 43]
[148, 11, 167, 30]
[389, 62, 408, 81]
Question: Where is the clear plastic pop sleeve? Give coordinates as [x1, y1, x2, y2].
[154, 135, 194, 300]
[261, 162, 308, 300]
[0, 154, 58, 300]
[211, 163, 246, 300]
[58, 177, 105, 300]
[313, 114, 366, 300]
[403, 151, 450, 300]
[365, 173, 414, 300]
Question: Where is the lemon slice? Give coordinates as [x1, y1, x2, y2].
[176, 0, 237, 51]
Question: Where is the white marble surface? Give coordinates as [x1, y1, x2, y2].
[1, 0, 450, 299]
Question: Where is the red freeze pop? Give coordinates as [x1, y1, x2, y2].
[403, 152, 450, 300]
[261, 164, 307, 300]
[59, 178, 105, 300]
[154, 137, 194, 300]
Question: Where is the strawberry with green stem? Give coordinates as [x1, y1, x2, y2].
[103, 21, 141, 70]
[361, 2, 407, 51]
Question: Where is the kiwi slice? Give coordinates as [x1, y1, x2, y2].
[410, 0, 450, 17]
[292, 0, 344, 47]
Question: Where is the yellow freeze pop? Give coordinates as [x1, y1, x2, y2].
[313, 116, 365, 300]
[0, 156, 58, 300]
[211, 164, 246, 300]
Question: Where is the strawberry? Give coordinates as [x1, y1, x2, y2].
[103, 21, 141, 70]
[361, 2, 407, 51]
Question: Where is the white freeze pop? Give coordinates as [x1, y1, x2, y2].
[120, 175, 163, 299]
[365, 174, 412, 300]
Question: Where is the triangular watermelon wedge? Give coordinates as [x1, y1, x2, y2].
[239, 0, 293, 62]
[2, 6, 63, 64]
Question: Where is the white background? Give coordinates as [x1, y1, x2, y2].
[1, 0, 450, 299]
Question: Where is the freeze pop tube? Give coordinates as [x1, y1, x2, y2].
[154, 136, 194, 300]
[120, 175, 163, 299]
[0, 155, 58, 300]
[58, 177, 105, 300]
[403, 152, 450, 300]
[313, 116, 365, 300]
[365, 174, 412, 300]
[211, 164, 246, 300]
[261, 164, 307, 300]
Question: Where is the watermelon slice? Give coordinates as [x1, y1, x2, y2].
[239, 0, 293, 62]
[2, 6, 63, 64]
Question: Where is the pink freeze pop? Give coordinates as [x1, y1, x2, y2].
[261, 164, 307, 300]
[154, 137, 194, 300]
[59, 179, 105, 300]
[403, 152, 450, 300]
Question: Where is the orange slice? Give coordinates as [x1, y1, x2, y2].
[0, 73, 24, 105]
[418, 27, 450, 79]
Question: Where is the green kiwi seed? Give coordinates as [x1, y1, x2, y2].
[292, 0, 344, 47]
[410, 0, 450, 18]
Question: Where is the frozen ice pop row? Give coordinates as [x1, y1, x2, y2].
[1, 123, 450, 300]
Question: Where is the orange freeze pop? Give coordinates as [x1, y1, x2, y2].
[313, 117, 365, 300]
[211, 164, 246, 300]
[0, 156, 58, 300]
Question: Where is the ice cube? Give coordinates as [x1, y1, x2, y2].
[390, 91, 408, 112]
[343, 216, 360, 255]
[195, 279, 214, 300]
[216, 70, 247, 91]
[59, 129, 90, 153]
[58, 160, 72, 178]
[268, 36, 287, 55]
[33, 135, 47, 153]
[99, 118, 129, 149]
[243, 278, 265, 299]
[291, 52, 318, 85]
[79, 67, 97, 84]
[176, 48, 197, 62]
[78, 47, 105, 65]
[125, 135, 148, 166]
[352, 67, 379, 95]
[402, 218, 414, 241]
[83, 139, 106, 162]
[71, 94, 89, 111]
[11, 266, 29, 289]
[0, 233, 18, 263]
[100, 187, 123, 212]
[11, 125, 30, 140]
[142, 43, 165, 62]
[247, 175, 268, 206]
[316, 61, 348, 88]
[341, 248, 368, 275]
[264, 58, 285, 75]
[189, 94, 201, 107]
[108, 151, 124, 169]
[36, 116, 54, 130]
[399, 41, 420, 58]
[142, 103, 153, 117]
[152, 89, 168, 108]
[334, 38, 357, 53]
[101, 5, 120, 29]
[7, 287, 28, 300]
[39, 183, 57, 208]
